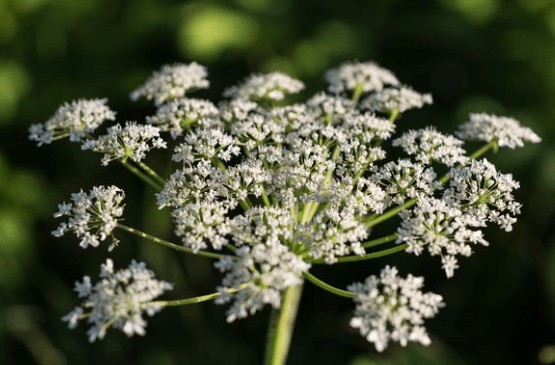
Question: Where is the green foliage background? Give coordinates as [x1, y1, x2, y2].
[1, 0, 554, 364]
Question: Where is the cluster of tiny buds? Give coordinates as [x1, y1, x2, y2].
[33, 60, 540, 351]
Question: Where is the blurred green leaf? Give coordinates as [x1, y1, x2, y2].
[178, 3, 260, 61]
[0, 60, 30, 124]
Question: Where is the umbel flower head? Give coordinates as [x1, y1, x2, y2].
[361, 86, 433, 114]
[326, 61, 400, 95]
[81, 121, 167, 166]
[33, 60, 540, 353]
[456, 113, 541, 149]
[223, 72, 305, 102]
[29, 98, 116, 146]
[63, 259, 173, 342]
[348, 266, 444, 352]
[52, 185, 125, 249]
[130, 62, 210, 105]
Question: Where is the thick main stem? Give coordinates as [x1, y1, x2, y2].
[264, 283, 304, 365]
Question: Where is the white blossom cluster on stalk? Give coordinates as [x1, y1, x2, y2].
[82, 121, 167, 165]
[62, 259, 173, 342]
[223, 72, 305, 102]
[29, 98, 116, 146]
[31, 60, 541, 351]
[326, 61, 399, 94]
[52, 185, 125, 249]
[348, 266, 444, 352]
[130, 62, 209, 105]
[146, 98, 220, 138]
[361, 86, 432, 114]
[456, 113, 541, 149]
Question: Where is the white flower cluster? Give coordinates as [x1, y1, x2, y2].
[361, 86, 432, 114]
[348, 266, 444, 352]
[29, 99, 116, 146]
[326, 61, 399, 95]
[146, 98, 220, 137]
[52, 185, 125, 249]
[63, 259, 173, 342]
[456, 113, 541, 148]
[397, 197, 488, 278]
[130, 62, 209, 105]
[393, 127, 468, 166]
[224, 72, 305, 102]
[215, 209, 310, 321]
[82, 122, 167, 165]
[37, 60, 539, 348]
[445, 159, 521, 232]
[370, 159, 442, 207]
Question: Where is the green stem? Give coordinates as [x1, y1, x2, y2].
[310, 244, 407, 264]
[116, 223, 227, 259]
[469, 141, 495, 160]
[303, 272, 355, 298]
[366, 200, 415, 227]
[136, 161, 166, 186]
[122, 162, 163, 190]
[361, 234, 399, 248]
[352, 84, 364, 104]
[149, 284, 247, 307]
[264, 284, 304, 365]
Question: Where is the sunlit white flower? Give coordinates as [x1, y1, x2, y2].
[219, 99, 259, 124]
[63, 259, 173, 342]
[326, 61, 399, 95]
[349, 266, 444, 352]
[456, 113, 541, 148]
[146, 98, 220, 137]
[52, 185, 125, 249]
[215, 240, 310, 322]
[172, 198, 235, 252]
[172, 129, 240, 164]
[396, 197, 488, 277]
[393, 127, 468, 166]
[82, 122, 166, 165]
[370, 159, 442, 206]
[444, 159, 521, 231]
[361, 86, 432, 114]
[224, 72, 304, 102]
[130, 62, 209, 105]
[29, 99, 115, 146]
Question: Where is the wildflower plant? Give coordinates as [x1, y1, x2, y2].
[31, 60, 540, 364]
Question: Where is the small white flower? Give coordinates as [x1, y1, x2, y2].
[82, 122, 166, 165]
[52, 185, 125, 249]
[326, 61, 399, 95]
[392, 127, 468, 166]
[361, 86, 432, 114]
[396, 197, 488, 278]
[215, 240, 310, 322]
[224, 72, 304, 102]
[63, 259, 173, 342]
[444, 159, 521, 231]
[306, 92, 356, 124]
[370, 159, 442, 207]
[29, 99, 116, 146]
[156, 161, 228, 209]
[348, 266, 444, 352]
[172, 129, 240, 164]
[171, 198, 235, 252]
[219, 99, 259, 124]
[130, 63, 210, 105]
[146, 98, 220, 138]
[455, 113, 541, 148]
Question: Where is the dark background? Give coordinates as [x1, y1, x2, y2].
[1, 0, 554, 364]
